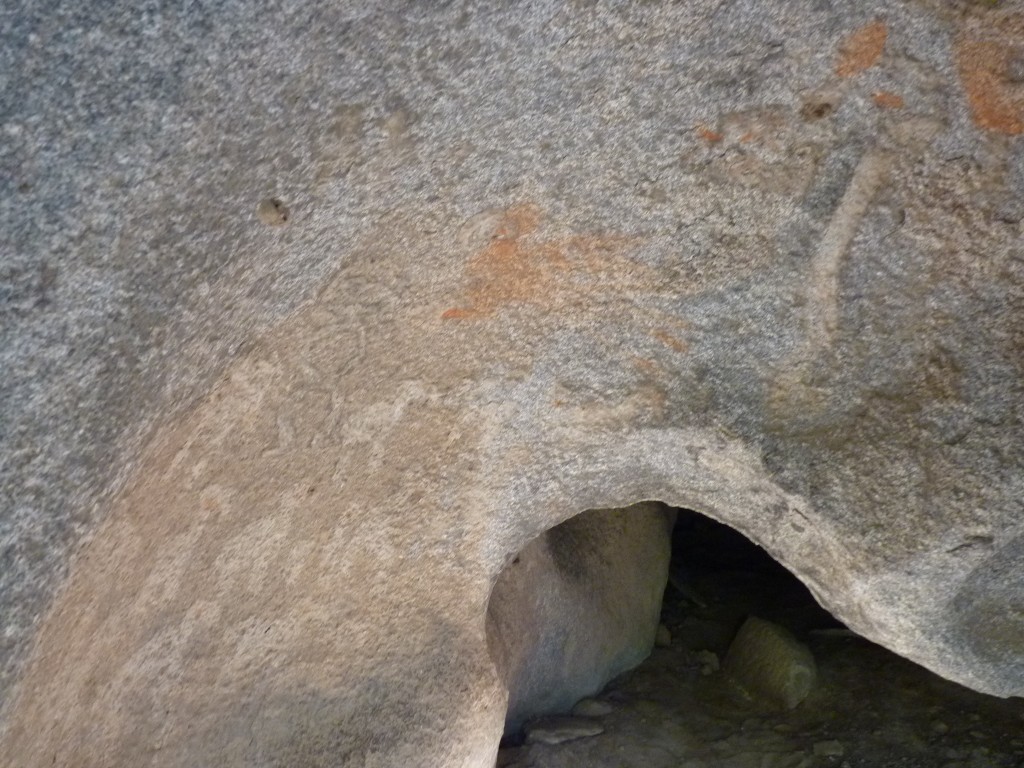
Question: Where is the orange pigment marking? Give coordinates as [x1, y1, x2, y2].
[652, 329, 689, 354]
[836, 21, 888, 78]
[632, 356, 661, 376]
[954, 37, 1024, 135]
[872, 91, 905, 109]
[443, 203, 645, 320]
[696, 125, 724, 143]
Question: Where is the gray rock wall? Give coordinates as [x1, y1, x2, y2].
[1, 0, 1022, 765]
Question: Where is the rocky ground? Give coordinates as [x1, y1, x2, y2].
[498, 514, 1024, 768]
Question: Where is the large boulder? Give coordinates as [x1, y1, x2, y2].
[487, 502, 675, 733]
[1, 0, 1022, 765]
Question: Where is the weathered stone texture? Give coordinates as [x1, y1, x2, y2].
[1, 0, 1022, 765]
[487, 503, 675, 732]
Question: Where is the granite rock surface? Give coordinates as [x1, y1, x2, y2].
[1, 0, 1022, 765]
[487, 502, 674, 733]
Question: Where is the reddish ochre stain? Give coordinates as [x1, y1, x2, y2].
[652, 329, 689, 354]
[440, 307, 477, 320]
[696, 125, 724, 143]
[955, 35, 1024, 135]
[632, 356, 661, 376]
[441, 204, 644, 320]
[872, 91, 905, 109]
[836, 21, 888, 78]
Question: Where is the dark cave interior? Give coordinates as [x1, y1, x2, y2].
[495, 506, 1024, 767]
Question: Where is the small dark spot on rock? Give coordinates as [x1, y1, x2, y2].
[1007, 52, 1024, 84]
[37, 262, 57, 307]
[800, 99, 836, 121]
[257, 197, 290, 226]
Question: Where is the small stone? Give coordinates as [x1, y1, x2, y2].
[655, 623, 672, 647]
[813, 740, 844, 757]
[523, 716, 605, 745]
[969, 730, 984, 739]
[571, 697, 614, 717]
[932, 721, 950, 735]
[695, 649, 720, 675]
[722, 617, 817, 709]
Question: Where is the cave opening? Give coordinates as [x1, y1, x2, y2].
[490, 503, 1024, 767]
[660, 506, 844, 666]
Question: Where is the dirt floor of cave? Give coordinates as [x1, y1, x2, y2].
[497, 518, 1024, 768]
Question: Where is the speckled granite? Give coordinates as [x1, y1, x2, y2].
[1, 1, 1022, 765]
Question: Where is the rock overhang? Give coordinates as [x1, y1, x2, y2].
[2, 0, 1023, 764]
